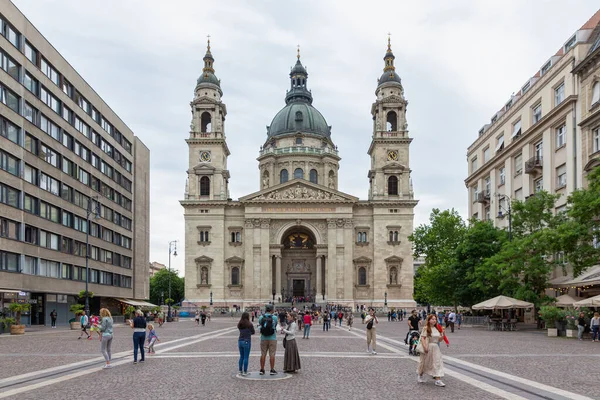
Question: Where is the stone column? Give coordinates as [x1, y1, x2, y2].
[275, 255, 282, 301]
[327, 219, 337, 302]
[316, 256, 322, 299]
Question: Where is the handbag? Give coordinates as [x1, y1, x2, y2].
[415, 337, 424, 354]
[283, 336, 287, 349]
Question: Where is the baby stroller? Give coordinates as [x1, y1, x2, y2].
[408, 330, 420, 356]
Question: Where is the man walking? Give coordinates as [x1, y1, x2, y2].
[447, 310, 456, 333]
[78, 312, 90, 340]
[365, 309, 378, 354]
[50, 309, 57, 328]
[258, 304, 279, 375]
[405, 310, 421, 344]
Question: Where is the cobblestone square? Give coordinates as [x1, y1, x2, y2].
[0, 318, 596, 400]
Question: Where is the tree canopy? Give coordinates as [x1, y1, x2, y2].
[149, 268, 185, 306]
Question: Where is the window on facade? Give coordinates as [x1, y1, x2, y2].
[0, 51, 19, 81]
[533, 104, 542, 124]
[534, 141, 543, 160]
[388, 230, 399, 242]
[495, 134, 505, 152]
[471, 156, 478, 172]
[484, 176, 491, 195]
[556, 124, 566, 148]
[41, 58, 59, 86]
[0, 150, 19, 176]
[556, 164, 567, 188]
[200, 112, 211, 133]
[23, 102, 37, 124]
[1, 117, 19, 144]
[472, 185, 479, 203]
[358, 267, 367, 286]
[231, 267, 240, 286]
[280, 169, 288, 183]
[483, 147, 490, 163]
[21, 256, 36, 275]
[295, 137, 302, 145]
[309, 169, 318, 184]
[199, 231, 210, 242]
[1, 20, 19, 48]
[40, 115, 61, 141]
[231, 231, 242, 243]
[386, 111, 397, 131]
[24, 41, 37, 65]
[24, 73, 37, 94]
[593, 82, 600, 106]
[534, 177, 543, 193]
[356, 232, 367, 243]
[40, 230, 60, 250]
[0, 217, 19, 240]
[294, 168, 303, 180]
[499, 167, 506, 185]
[514, 188, 523, 201]
[24, 194, 37, 214]
[0, 85, 19, 113]
[0, 183, 19, 208]
[40, 86, 61, 114]
[555, 83, 565, 106]
[593, 127, 599, 153]
[514, 154, 523, 175]
[200, 176, 210, 196]
[388, 176, 398, 195]
[40, 173, 60, 196]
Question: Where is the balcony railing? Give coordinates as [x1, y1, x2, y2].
[476, 191, 491, 204]
[373, 131, 408, 139]
[259, 145, 339, 157]
[525, 156, 543, 174]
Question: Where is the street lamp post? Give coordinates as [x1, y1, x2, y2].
[84, 196, 100, 316]
[496, 194, 512, 241]
[272, 290, 276, 302]
[210, 291, 213, 306]
[384, 292, 388, 307]
[167, 240, 178, 321]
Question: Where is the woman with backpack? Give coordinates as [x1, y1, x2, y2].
[282, 312, 301, 373]
[237, 312, 255, 376]
[365, 309, 378, 354]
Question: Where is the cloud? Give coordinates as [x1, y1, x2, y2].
[12, 0, 599, 275]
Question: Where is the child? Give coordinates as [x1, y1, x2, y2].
[146, 323, 159, 354]
[89, 314, 101, 340]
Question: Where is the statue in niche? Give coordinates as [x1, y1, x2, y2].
[376, 119, 381, 131]
[390, 268, 397, 285]
[201, 268, 208, 284]
[262, 176, 269, 189]
[328, 174, 335, 189]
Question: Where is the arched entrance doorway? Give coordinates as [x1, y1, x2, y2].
[280, 227, 317, 301]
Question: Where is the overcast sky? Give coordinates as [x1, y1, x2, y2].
[12, 0, 599, 275]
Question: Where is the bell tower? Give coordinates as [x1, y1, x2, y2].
[367, 36, 413, 201]
[185, 38, 230, 200]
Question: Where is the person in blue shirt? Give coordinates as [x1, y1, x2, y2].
[258, 304, 278, 375]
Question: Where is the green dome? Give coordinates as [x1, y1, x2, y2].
[197, 71, 220, 87]
[268, 102, 330, 138]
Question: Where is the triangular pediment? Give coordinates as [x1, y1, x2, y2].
[353, 256, 373, 264]
[384, 255, 404, 263]
[382, 162, 407, 171]
[225, 256, 245, 264]
[189, 164, 216, 174]
[195, 255, 213, 263]
[381, 95, 405, 104]
[240, 179, 358, 203]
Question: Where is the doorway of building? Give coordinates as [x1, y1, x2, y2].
[293, 279, 305, 297]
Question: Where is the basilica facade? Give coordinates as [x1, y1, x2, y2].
[181, 39, 417, 309]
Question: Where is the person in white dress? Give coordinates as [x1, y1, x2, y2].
[417, 314, 446, 387]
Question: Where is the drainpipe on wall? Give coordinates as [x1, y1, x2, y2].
[572, 59, 578, 189]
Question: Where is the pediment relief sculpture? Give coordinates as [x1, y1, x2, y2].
[251, 185, 346, 201]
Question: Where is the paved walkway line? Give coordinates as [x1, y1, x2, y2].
[0, 326, 236, 390]
[336, 326, 527, 400]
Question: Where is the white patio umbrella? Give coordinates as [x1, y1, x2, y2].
[573, 294, 600, 307]
[471, 295, 534, 310]
[554, 294, 586, 307]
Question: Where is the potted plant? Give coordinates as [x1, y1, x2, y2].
[69, 304, 85, 330]
[2, 317, 15, 334]
[539, 306, 565, 337]
[124, 305, 136, 320]
[8, 303, 31, 335]
[564, 308, 579, 338]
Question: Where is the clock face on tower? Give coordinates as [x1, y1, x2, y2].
[387, 150, 398, 161]
[200, 151, 211, 162]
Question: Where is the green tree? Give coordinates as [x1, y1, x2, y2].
[558, 166, 600, 277]
[475, 191, 562, 309]
[409, 209, 466, 307]
[149, 268, 185, 306]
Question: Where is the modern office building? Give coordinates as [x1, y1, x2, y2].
[465, 9, 600, 294]
[0, 1, 150, 325]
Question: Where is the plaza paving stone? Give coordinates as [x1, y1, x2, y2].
[0, 317, 596, 400]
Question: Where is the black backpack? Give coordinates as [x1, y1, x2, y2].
[366, 318, 374, 330]
[261, 315, 275, 336]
